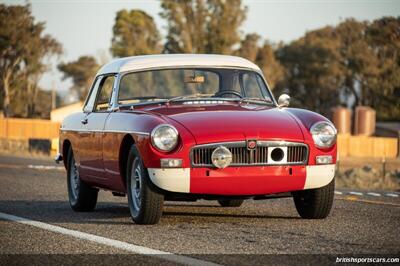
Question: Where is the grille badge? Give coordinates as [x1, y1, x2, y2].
[247, 140, 257, 150]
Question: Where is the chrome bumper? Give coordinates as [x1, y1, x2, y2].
[54, 153, 63, 164]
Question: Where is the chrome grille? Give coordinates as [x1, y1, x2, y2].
[191, 141, 308, 167]
[287, 146, 307, 163]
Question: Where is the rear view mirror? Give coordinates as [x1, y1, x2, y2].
[278, 94, 290, 107]
[184, 75, 205, 83]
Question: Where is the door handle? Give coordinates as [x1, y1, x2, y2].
[81, 117, 88, 124]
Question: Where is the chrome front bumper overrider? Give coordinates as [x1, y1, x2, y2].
[54, 153, 63, 164]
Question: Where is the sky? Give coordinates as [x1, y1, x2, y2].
[3, 0, 400, 96]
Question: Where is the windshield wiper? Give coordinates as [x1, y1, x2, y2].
[238, 97, 275, 106]
[166, 93, 215, 103]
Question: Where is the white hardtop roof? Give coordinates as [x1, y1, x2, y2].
[97, 54, 261, 75]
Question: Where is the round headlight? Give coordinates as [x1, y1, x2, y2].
[310, 121, 337, 148]
[211, 146, 232, 169]
[151, 124, 179, 152]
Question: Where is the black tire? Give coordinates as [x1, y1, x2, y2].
[218, 199, 244, 207]
[293, 178, 335, 219]
[67, 146, 98, 212]
[126, 145, 164, 224]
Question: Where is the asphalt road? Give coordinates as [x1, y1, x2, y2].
[0, 154, 399, 265]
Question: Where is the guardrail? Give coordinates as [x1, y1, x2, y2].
[0, 118, 398, 158]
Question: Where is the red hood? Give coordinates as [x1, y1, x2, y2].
[145, 104, 305, 144]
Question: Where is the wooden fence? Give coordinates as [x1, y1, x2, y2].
[0, 118, 398, 158]
[337, 134, 398, 158]
[0, 118, 60, 140]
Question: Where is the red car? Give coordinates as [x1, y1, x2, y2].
[56, 54, 337, 224]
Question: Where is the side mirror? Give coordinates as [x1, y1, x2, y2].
[278, 94, 290, 108]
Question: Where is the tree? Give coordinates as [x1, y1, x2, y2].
[364, 17, 400, 120]
[58, 56, 99, 101]
[276, 17, 400, 120]
[111, 9, 161, 57]
[206, 0, 247, 54]
[276, 26, 343, 115]
[160, 0, 247, 54]
[0, 4, 61, 117]
[236, 34, 285, 89]
[334, 19, 379, 109]
[255, 42, 285, 89]
[236, 33, 260, 61]
[24, 32, 61, 117]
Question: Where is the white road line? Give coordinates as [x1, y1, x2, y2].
[366, 192, 381, 197]
[0, 212, 220, 266]
[386, 193, 399, 198]
[334, 191, 343, 195]
[348, 191, 363, 196]
[28, 165, 64, 171]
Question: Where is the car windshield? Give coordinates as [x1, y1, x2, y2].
[118, 68, 273, 105]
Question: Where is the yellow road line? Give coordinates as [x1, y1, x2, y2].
[337, 196, 400, 207]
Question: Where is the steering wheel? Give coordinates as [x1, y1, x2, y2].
[214, 90, 243, 98]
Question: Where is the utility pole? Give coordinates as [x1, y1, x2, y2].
[51, 81, 56, 110]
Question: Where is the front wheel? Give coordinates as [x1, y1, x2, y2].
[67, 147, 98, 212]
[292, 178, 335, 219]
[218, 199, 244, 207]
[127, 145, 164, 224]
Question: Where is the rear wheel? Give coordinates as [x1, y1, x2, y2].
[218, 199, 244, 207]
[67, 147, 98, 212]
[292, 178, 335, 219]
[127, 145, 164, 224]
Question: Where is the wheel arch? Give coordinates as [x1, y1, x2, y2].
[62, 139, 72, 169]
[119, 134, 136, 189]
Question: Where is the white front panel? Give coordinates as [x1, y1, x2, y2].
[147, 168, 190, 193]
[304, 164, 335, 189]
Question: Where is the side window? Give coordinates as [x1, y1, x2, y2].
[95, 75, 115, 112]
[83, 77, 102, 112]
[242, 72, 264, 98]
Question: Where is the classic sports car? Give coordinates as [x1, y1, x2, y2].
[56, 54, 337, 224]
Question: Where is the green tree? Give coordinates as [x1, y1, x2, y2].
[160, 0, 247, 54]
[58, 56, 99, 101]
[111, 9, 161, 57]
[0, 4, 61, 117]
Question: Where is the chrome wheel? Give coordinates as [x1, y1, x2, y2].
[126, 145, 164, 224]
[66, 147, 98, 212]
[69, 157, 80, 200]
[130, 159, 142, 212]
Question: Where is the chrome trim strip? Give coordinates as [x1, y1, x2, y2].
[60, 128, 150, 136]
[193, 141, 246, 149]
[193, 140, 306, 148]
[190, 140, 309, 167]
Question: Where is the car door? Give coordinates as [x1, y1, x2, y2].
[78, 74, 116, 182]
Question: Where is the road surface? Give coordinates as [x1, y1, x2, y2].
[0, 154, 399, 265]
